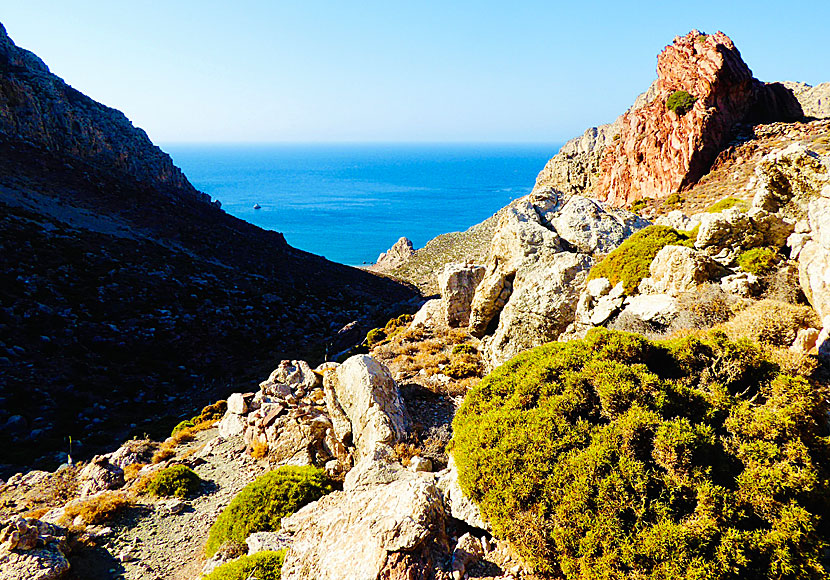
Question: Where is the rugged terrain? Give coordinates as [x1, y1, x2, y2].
[0, 22, 418, 477]
[2, 27, 830, 580]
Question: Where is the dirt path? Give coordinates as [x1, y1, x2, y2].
[69, 429, 266, 580]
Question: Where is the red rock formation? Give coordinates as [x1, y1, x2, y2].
[597, 30, 755, 206]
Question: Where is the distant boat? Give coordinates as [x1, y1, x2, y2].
[253, 203, 261, 210]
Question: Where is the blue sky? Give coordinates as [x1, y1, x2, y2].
[3, 1, 829, 143]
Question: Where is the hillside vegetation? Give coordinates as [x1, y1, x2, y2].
[452, 328, 830, 579]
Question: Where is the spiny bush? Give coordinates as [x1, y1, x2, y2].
[723, 298, 821, 347]
[62, 491, 132, 525]
[706, 196, 749, 213]
[666, 90, 697, 115]
[202, 550, 285, 580]
[588, 226, 694, 294]
[737, 246, 780, 276]
[146, 465, 202, 498]
[665, 192, 683, 206]
[451, 344, 478, 357]
[205, 466, 333, 557]
[365, 327, 386, 347]
[451, 328, 830, 579]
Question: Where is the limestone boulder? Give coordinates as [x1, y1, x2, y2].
[217, 413, 246, 438]
[280, 476, 447, 580]
[752, 143, 830, 216]
[469, 190, 565, 337]
[77, 455, 124, 498]
[720, 272, 760, 297]
[324, 356, 408, 460]
[410, 299, 445, 330]
[259, 360, 320, 398]
[655, 210, 700, 232]
[438, 263, 485, 327]
[619, 294, 679, 327]
[481, 251, 592, 369]
[549, 195, 649, 254]
[0, 517, 70, 580]
[695, 207, 793, 260]
[798, 197, 830, 319]
[436, 456, 488, 532]
[639, 245, 727, 296]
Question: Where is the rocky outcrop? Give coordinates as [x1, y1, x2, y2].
[639, 245, 727, 295]
[438, 263, 485, 327]
[280, 475, 448, 580]
[373, 237, 415, 271]
[598, 31, 757, 205]
[782, 82, 830, 119]
[799, 195, 830, 320]
[531, 81, 660, 198]
[467, 189, 645, 367]
[695, 207, 793, 262]
[752, 143, 830, 218]
[77, 455, 124, 498]
[481, 251, 592, 367]
[0, 516, 70, 580]
[324, 355, 409, 460]
[0, 23, 204, 201]
[550, 195, 649, 253]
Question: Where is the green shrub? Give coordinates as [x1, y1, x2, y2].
[203, 550, 285, 580]
[588, 225, 694, 294]
[630, 199, 648, 214]
[171, 419, 195, 437]
[451, 344, 477, 356]
[205, 466, 333, 557]
[444, 360, 479, 379]
[666, 90, 697, 115]
[737, 247, 780, 276]
[665, 192, 683, 206]
[146, 465, 202, 498]
[365, 328, 386, 347]
[706, 196, 749, 213]
[451, 328, 830, 579]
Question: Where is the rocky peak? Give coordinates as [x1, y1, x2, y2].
[597, 30, 757, 206]
[0, 22, 205, 202]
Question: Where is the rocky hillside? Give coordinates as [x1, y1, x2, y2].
[2, 28, 830, 580]
[0, 23, 199, 200]
[0, 24, 418, 478]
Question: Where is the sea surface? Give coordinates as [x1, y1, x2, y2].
[164, 143, 560, 266]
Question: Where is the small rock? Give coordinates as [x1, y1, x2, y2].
[408, 456, 432, 472]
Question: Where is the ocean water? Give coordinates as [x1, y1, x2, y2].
[164, 143, 560, 266]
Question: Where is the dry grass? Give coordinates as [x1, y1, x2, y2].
[722, 299, 820, 348]
[250, 441, 269, 460]
[392, 442, 423, 467]
[123, 463, 147, 481]
[152, 420, 214, 464]
[61, 491, 132, 526]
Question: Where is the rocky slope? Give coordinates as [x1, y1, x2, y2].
[0, 23, 199, 200]
[0, 23, 418, 478]
[2, 27, 830, 580]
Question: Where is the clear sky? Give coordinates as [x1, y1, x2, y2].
[3, 1, 828, 143]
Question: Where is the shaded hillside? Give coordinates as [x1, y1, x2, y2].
[0, 25, 418, 477]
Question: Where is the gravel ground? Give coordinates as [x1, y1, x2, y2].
[68, 428, 266, 580]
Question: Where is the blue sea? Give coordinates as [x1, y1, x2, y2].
[165, 143, 559, 266]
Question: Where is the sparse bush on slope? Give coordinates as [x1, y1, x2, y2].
[146, 465, 202, 498]
[588, 225, 694, 294]
[205, 466, 333, 557]
[451, 328, 830, 579]
[202, 550, 285, 580]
